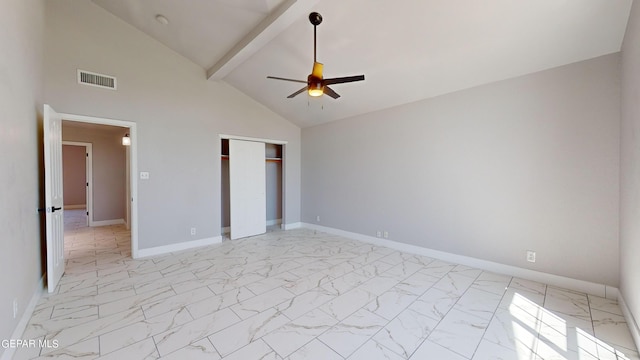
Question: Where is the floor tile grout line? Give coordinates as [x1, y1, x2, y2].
[587, 291, 596, 336]
[353, 269, 447, 359]
[467, 274, 515, 360]
[407, 269, 485, 360]
[532, 280, 550, 357]
[316, 336, 347, 359]
[587, 294, 626, 317]
[205, 336, 223, 359]
[261, 338, 282, 359]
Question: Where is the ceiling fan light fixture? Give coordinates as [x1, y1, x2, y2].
[308, 88, 324, 97]
[308, 79, 323, 97]
[266, 12, 364, 100]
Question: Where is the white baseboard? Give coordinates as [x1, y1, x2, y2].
[302, 223, 618, 299]
[136, 236, 222, 258]
[91, 218, 125, 227]
[619, 293, 640, 352]
[1, 276, 44, 360]
[64, 204, 86, 210]
[283, 222, 302, 230]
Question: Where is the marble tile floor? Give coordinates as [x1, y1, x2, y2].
[13, 220, 639, 359]
[63, 208, 88, 231]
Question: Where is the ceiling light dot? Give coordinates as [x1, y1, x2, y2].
[155, 14, 169, 25]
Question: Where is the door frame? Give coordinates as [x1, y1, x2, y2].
[60, 112, 140, 258]
[220, 134, 288, 234]
[62, 141, 93, 227]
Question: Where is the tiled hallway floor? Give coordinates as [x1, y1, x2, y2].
[14, 217, 639, 359]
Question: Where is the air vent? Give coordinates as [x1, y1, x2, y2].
[77, 70, 117, 90]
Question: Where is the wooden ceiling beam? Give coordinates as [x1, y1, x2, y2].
[207, 0, 321, 80]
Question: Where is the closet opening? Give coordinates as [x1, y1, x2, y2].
[221, 136, 285, 239]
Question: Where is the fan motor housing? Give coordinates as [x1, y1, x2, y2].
[307, 74, 323, 95]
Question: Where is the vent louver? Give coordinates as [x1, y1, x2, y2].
[77, 70, 117, 90]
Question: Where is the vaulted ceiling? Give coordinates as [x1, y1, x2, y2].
[92, 0, 632, 128]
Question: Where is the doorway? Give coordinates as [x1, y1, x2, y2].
[44, 105, 139, 292]
[58, 112, 139, 258]
[62, 141, 92, 228]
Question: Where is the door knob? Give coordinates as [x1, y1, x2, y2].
[37, 206, 62, 213]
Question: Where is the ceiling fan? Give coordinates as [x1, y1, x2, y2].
[267, 12, 365, 99]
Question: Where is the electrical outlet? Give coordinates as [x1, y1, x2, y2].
[316, 215, 320, 222]
[190, 227, 196, 236]
[140, 171, 150, 180]
[376, 231, 382, 238]
[13, 298, 18, 319]
[526, 250, 536, 263]
[383, 231, 389, 239]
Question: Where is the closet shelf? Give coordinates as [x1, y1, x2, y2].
[221, 155, 282, 162]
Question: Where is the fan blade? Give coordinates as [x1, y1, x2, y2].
[323, 86, 340, 99]
[323, 75, 365, 85]
[267, 76, 307, 84]
[287, 86, 308, 98]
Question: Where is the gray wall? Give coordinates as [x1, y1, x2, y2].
[44, 0, 301, 249]
[266, 161, 283, 222]
[302, 54, 620, 286]
[62, 124, 127, 222]
[62, 145, 87, 207]
[620, 0, 640, 346]
[0, 0, 44, 355]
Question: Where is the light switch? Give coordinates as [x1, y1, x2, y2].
[140, 171, 150, 180]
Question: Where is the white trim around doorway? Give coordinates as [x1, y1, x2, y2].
[219, 134, 288, 145]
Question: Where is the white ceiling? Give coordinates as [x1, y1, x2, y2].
[92, 0, 632, 128]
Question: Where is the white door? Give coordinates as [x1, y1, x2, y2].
[84, 146, 90, 227]
[229, 139, 266, 239]
[44, 105, 65, 293]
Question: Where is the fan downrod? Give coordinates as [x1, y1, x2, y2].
[309, 12, 322, 26]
